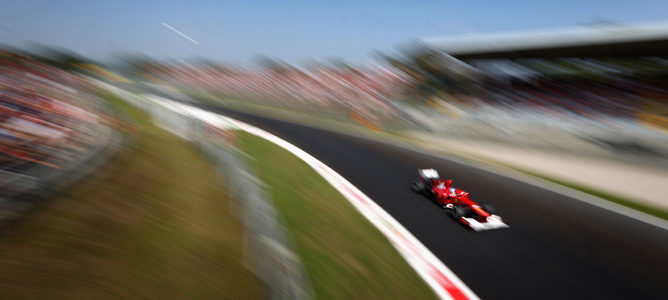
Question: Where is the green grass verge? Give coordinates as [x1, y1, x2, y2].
[238, 132, 437, 300]
[190, 90, 353, 121]
[188, 91, 424, 151]
[0, 94, 263, 298]
[190, 90, 371, 131]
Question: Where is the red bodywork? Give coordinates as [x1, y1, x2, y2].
[415, 169, 508, 231]
[420, 177, 492, 221]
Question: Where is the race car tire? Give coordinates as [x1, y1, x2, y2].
[411, 181, 424, 193]
[452, 206, 464, 219]
[481, 204, 495, 214]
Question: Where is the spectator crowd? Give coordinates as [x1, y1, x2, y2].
[147, 62, 412, 115]
[457, 58, 668, 127]
[141, 57, 668, 131]
[0, 51, 101, 173]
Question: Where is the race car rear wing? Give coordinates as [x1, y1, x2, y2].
[419, 168, 439, 179]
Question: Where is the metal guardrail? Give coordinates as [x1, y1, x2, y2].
[203, 141, 313, 300]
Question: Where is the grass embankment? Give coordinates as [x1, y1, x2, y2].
[188, 91, 405, 133]
[191, 90, 352, 122]
[0, 94, 262, 298]
[238, 132, 436, 300]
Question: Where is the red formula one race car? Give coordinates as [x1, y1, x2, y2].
[411, 169, 509, 231]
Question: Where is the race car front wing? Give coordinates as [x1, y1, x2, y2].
[460, 215, 509, 232]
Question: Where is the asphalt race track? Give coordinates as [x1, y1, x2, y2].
[180, 97, 668, 299]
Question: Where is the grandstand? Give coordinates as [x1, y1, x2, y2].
[417, 22, 668, 129]
[422, 21, 668, 59]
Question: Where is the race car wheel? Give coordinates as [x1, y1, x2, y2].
[452, 206, 464, 219]
[481, 204, 495, 214]
[411, 181, 424, 193]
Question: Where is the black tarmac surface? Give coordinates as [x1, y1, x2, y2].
[187, 99, 668, 299]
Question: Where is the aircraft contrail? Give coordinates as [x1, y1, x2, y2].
[161, 22, 199, 45]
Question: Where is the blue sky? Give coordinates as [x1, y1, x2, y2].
[1, 0, 667, 64]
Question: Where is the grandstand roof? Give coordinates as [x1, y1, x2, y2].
[422, 21, 668, 59]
